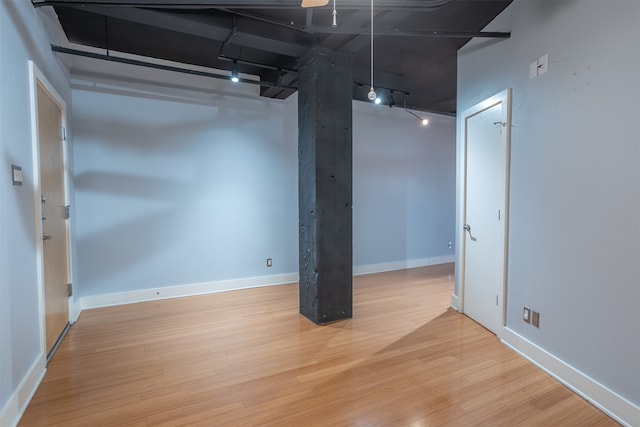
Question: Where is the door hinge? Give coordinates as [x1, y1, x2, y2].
[65, 205, 71, 220]
[68, 283, 73, 297]
[61, 127, 67, 141]
[496, 295, 499, 306]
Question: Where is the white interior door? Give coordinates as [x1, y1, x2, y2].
[461, 89, 511, 334]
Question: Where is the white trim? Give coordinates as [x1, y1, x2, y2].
[79, 273, 299, 310]
[29, 61, 73, 355]
[450, 293, 460, 311]
[353, 255, 455, 276]
[501, 327, 639, 427]
[29, 61, 47, 356]
[79, 258, 456, 310]
[0, 355, 46, 427]
[70, 299, 82, 324]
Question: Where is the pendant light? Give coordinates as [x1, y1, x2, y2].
[367, 0, 376, 102]
[230, 60, 239, 83]
[332, 0, 337, 27]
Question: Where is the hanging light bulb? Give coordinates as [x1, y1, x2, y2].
[332, 0, 337, 27]
[368, 0, 376, 103]
[230, 60, 239, 83]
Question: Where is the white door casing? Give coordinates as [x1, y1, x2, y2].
[459, 89, 511, 335]
[29, 61, 73, 358]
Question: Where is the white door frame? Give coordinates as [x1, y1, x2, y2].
[457, 88, 512, 336]
[29, 61, 74, 356]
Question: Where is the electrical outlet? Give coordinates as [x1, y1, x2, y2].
[523, 307, 531, 323]
[532, 311, 540, 328]
[448, 241, 453, 249]
[266, 258, 272, 267]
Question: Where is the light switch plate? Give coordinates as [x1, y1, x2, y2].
[538, 54, 549, 75]
[529, 60, 538, 79]
[12, 165, 23, 186]
[523, 306, 531, 323]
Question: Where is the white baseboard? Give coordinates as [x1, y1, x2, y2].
[69, 298, 82, 324]
[450, 293, 460, 311]
[353, 255, 455, 276]
[501, 327, 639, 427]
[80, 258, 456, 310]
[0, 354, 46, 427]
[79, 273, 299, 310]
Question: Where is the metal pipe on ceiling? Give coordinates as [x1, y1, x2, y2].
[216, 8, 510, 39]
[218, 55, 296, 73]
[33, 1, 511, 39]
[32, 0, 460, 11]
[52, 45, 415, 99]
[218, 13, 238, 56]
[304, 26, 510, 38]
[51, 45, 298, 90]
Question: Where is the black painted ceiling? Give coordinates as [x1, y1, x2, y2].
[33, 0, 512, 115]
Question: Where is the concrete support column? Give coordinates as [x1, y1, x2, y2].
[298, 47, 353, 324]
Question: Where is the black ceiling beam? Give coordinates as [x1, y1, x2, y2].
[260, 68, 297, 98]
[51, 44, 299, 89]
[308, 26, 510, 38]
[225, 7, 511, 38]
[36, 2, 511, 40]
[218, 54, 295, 73]
[76, 6, 310, 56]
[324, 10, 420, 55]
[51, 44, 414, 97]
[34, 0, 457, 11]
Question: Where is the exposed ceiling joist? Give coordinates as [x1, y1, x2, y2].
[79, 6, 310, 56]
[34, 0, 458, 11]
[37, 0, 513, 114]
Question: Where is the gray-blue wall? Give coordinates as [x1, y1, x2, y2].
[457, 0, 639, 408]
[0, 0, 72, 418]
[353, 107, 455, 268]
[72, 79, 456, 299]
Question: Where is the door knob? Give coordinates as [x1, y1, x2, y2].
[463, 224, 476, 241]
[43, 234, 54, 241]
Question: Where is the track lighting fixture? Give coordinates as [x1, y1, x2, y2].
[401, 108, 429, 125]
[402, 92, 429, 125]
[388, 90, 397, 108]
[231, 60, 239, 83]
[404, 108, 429, 125]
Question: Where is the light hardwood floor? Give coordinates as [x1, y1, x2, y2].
[20, 264, 616, 426]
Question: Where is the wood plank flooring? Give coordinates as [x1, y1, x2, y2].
[19, 264, 616, 426]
